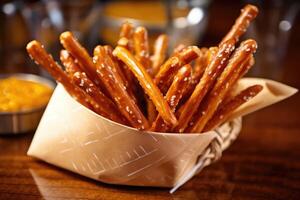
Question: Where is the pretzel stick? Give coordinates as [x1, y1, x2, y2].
[60, 50, 127, 124]
[192, 48, 211, 83]
[94, 46, 149, 130]
[172, 44, 186, 55]
[118, 21, 134, 52]
[204, 84, 263, 131]
[151, 64, 192, 132]
[133, 27, 151, 72]
[26, 41, 103, 114]
[151, 34, 169, 76]
[113, 46, 178, 126]
[178, 48, 209, 106]
[103, 45, 129, 86]
[154, 46, 201, 94]
[220, 4, 258, 45]
[118, 23, 145, 104]
[174, 39, 236, 133]
[189, 39, 258, 133]
[59, 32, 103, 89]
[146, 100, 157, 125]
[237, 54, 255, 79]
[147, 34, 169, 122]
[133, 26, 156, 121]
[221, 54, 254, 106]
[102, 45, 140, 104]
[118, 23, 138, 89]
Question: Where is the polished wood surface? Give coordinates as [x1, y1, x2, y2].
[1, 2, 300, 200]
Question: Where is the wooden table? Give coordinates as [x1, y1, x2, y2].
[1, 2, 300, 200]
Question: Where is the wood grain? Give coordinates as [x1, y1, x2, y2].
[0, 1, 300, 199]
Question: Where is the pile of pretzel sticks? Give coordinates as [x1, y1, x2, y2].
[27, 4, 263, 133]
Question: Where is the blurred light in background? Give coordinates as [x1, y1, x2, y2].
[279, 20, 292, 31]
[187, 7, 204, 25]
[2, 3, 16, 15]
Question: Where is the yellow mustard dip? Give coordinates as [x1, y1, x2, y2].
[0, 77, 53, 112]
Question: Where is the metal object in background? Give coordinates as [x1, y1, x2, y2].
[246, 0, 300, 80]
[0, 1, 33, 74]
[100, 0, 212, 49]
[0, 73, 55, 134]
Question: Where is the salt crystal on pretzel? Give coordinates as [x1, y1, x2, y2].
[26, 41, 103, 114]
[189, 39, 258, 133]
[174, 39, 236, 133]
[204, 84, 263, 131]
[94, 46, 149, 130]
[155, 46, 201, 94]
[151, 64, 192, 132]
[60, 50, 128, 125]
[220, 4, 258, 45]
[113, 46, 178, 126]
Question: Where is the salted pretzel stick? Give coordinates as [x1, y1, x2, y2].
[237, 54, 255, 79]
[189, 39, 258, 133]
[26, 41, 103, 114]
[103, 46, 128, 85]
[118, 22, 134, 52]
[177, 47, 217, 112]
[179, 48, 209, 105]
[151, 34, 169, 76]
[117, 39, 139, 84]
[94, 46, 149, 130]
[59, 32, 102, 88]
[113, 46, 178, 126]
[147, 101, 157, 124]
[193, 48, 209, 82]
[133, 26, 156, 120]
[151, 64, 192, 132]
[147, 42, 182, 123]
[204, 84, 263, 131]
[155, 46, 201, 94]
[172, 44, 186, 55]
[133, 27, 151, 72]
[221, 54, 254, 106]
[147, 34, 169, 123]
[174, 39, 236, 133]
[206, 47, 218, 64]
[104, 45, 140, 106]
[118, 23, 137, 91]
[60, 50, 127, 124]
[220, 4, 258, 45]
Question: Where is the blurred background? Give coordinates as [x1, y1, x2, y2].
[0, 0, 299, 81]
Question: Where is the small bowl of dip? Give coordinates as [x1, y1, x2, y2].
[0, 73, 54, 134]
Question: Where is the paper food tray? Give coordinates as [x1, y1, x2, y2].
[27, 78, 297, 192]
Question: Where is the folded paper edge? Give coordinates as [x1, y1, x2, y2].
[227, 77, 298, 121]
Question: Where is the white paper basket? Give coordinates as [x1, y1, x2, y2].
[27, 85, 241, 193]
[28, 78, 297, 193]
